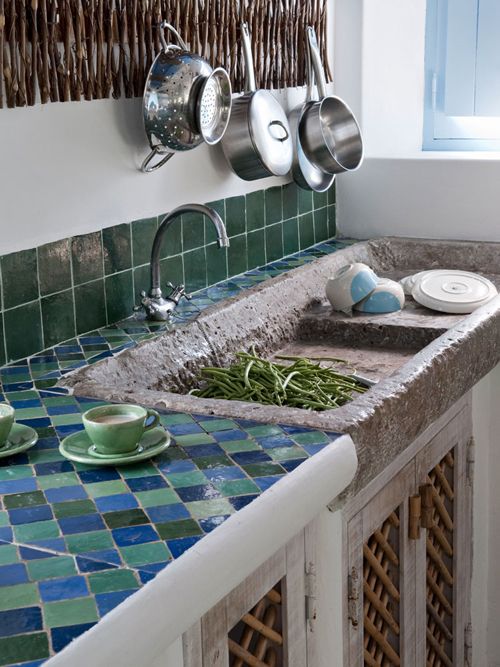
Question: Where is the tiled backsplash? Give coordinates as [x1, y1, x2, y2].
[0, 182, 336, 365]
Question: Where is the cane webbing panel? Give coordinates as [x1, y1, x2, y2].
[426, 450, 455, 667]
[228, 583, 283, 667]
[363, 510, 401, 666]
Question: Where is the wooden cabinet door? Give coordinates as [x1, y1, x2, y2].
[415, 404, 473, 667]
[345, 461, 418, 666]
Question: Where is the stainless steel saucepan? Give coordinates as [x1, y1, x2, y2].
[300, 27, 363, 175]
[141, 22, 232, 173]
[221, 22, 293, 181]
[288, 33, 335, 192]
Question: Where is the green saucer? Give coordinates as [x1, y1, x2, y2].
[0, 423, 38, 459]
[59, 427, 171, 466]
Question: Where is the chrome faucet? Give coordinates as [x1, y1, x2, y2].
[136, 204, 230, 321]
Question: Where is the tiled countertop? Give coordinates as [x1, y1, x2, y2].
[0, 240, 349, 666]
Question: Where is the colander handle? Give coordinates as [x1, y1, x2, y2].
[159, 21, 189, 52]
[141, 146, 174, 173]
[240, 22, 257, 93]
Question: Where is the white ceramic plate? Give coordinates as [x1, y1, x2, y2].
[412, 269, 498, 314]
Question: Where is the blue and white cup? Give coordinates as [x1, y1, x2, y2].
[326, 263, 378, 312]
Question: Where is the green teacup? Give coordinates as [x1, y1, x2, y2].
[82, 404, 160, 456]
[0, 404, 14, 447]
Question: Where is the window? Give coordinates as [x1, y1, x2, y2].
[424, 0, 500, 150]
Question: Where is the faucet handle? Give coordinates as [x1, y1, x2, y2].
[166, 283, 192, 304]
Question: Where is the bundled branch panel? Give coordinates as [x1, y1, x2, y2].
[0, 0, 329, 108]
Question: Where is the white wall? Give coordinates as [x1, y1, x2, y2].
[334, 0, 500, 242]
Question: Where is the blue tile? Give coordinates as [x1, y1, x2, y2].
[281, 425, 318, 435]
[78, 469, 120, 484]
[137, 570, 156, 584]
[301, 443, 329, 456]
[167, 423, 203, 436]
[2, 382, 34, 392]
[58, 513, 106, 535]
[0, 478, 37, 495]
[95, 589, 136, 615]
[198, 515, 230, 533]
[135, 560, 170, 574]
[253, 476, 284, 491]
[39, 575, 89, 602]
[46, 405, 81, 416]
[182, 444, 225, 458]
[230, 451, 271, 465]
[17, 417, 51, 429]
[0, 527, 13, 541]
[156, 460, 197, 474]
[176, 484, 222, 503]
[146, 503, 190, 523]
[280, 459, 305, 472]
[51, 622, 96, 653]
[229, 494, 259, 511]
[0, 607, 42, 637]
[203, 467, 246, 483]
[78, 549, 122, 567]
[76, 556, 118, 574]
[126, 476, 167, 492]
[34, 460, 74, 476]
[166, 535, 202, 558]
[111, 525, 159, 547]
[257, 435, 296, 449]
[211, 429, 247, 442]
[10, 399, 42, 409]
[55, 424, 85, 437]
[19, 546, 55, 560]
[28, 538, 66, 553]
[36, 436, 60, 450]
[45, 485, 88, 503]
[2, 365, 28, 375]
[94, 494, 138, 513]
[0, 563, 28, 586]
[8, 505, 53, 525]
[10, 661, 46, 667]
[79, 336, 105, 344]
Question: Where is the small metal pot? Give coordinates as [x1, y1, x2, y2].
[300, 27, 363, 175]
[221, 23, 293, 181]
[142, 22, 232, 173]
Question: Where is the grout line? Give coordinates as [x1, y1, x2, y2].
[100, 229, 108, 327]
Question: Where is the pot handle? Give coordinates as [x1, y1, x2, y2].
[240, 22, 257, 93]
[268, 120, 290, 142]
[141, 146, 174, 173]
[307, 26, 327, 100]
[159, 20, 189, 52]
[305, 27, 317, 103]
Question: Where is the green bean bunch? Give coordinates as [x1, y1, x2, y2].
[190, 351, 367, 411]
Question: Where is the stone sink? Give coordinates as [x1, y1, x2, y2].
[62, 238, 500, 498]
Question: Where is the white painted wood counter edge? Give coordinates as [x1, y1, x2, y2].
[44, 434, 357, 667]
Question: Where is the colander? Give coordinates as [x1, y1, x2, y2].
[141, 22, 232, 173]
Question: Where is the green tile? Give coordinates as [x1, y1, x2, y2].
[28, 449, 64, 464]
[190, 454, 233, 468]
[184, 247, 207, 292]
[227, 234, 247, 277]
[292, 431, 329, 445]
[225, 195, 246, 237]
[4, 301, 43, 362]
[313, 189, 328, 209]
[174, 433, 215, 446]
[242, 462, 285, 477]
[27, 555, 77, 581]
[85, 480, 128, 498]
[74, 280, 107, 335]
[14, 520, 60, 543]
[327, 180, 336, 205]
[161, 413, 195, 426]
[247, 229, 266, 269]
[103, 223, 132, 274]
[298, 188, 313, 214]
[0, 582, 39, 610]
[265, 186, 282, 225]
[268, 446, 308, 461]
[246, 425, 283, 437]
[65, 530, 114, 554]
[105, 270, 134, 324]
[44, 597, 98, 628]
[42, 396, 76, 407]
[88, 569, 140, 595]
[155, 518, 203, 540]
[131, 217, 158, 266]
[216, 478, 260, 496]
[166, 470, 207, 488]
[314, 207, 328, 243]
[41, 289, 76, 349]
[1, 248, 38, 309]
[298, 213, 315, 249]
[187, 498, 234, 520]
[158, 214, 182, 257]
[120, 541, 171, 567]
[0, 632, 49, 666]
[72, 231, 104, 284]
[220, 439, 261, 453]
[0, 465, 33, 481]
[135, 487, 180, 507]
[246, 190, 265, 231]
[282, 182, 299, 220]
[0, 314, 5, 367]
[206, 243, 228, 285]
[133, 264, 150, 299]
[38, 239, 72, 296]
[159, 254, 184, 288]
[205, 200, 226, 242]
[265, 223, 284, 263]
[50, 413, 82, 426]
[199, 419, 238, 432]
[38, 472, 79, 490]
[8, 406, 45, 419]
[283, 218, 299, 256]
[52, 499, 97, 519]
[182, 212, 205, 252]
[119, 463, 158, 478]
[327, 204, 336, 238]
[0, 544, 18, 566]
[103, 508, 149, 529]
[0, 511, 7, 527]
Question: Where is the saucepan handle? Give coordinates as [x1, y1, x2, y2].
[141, 146, 174, 173]
[307, 26, 327, 100]
[268, 120, 290, 142]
